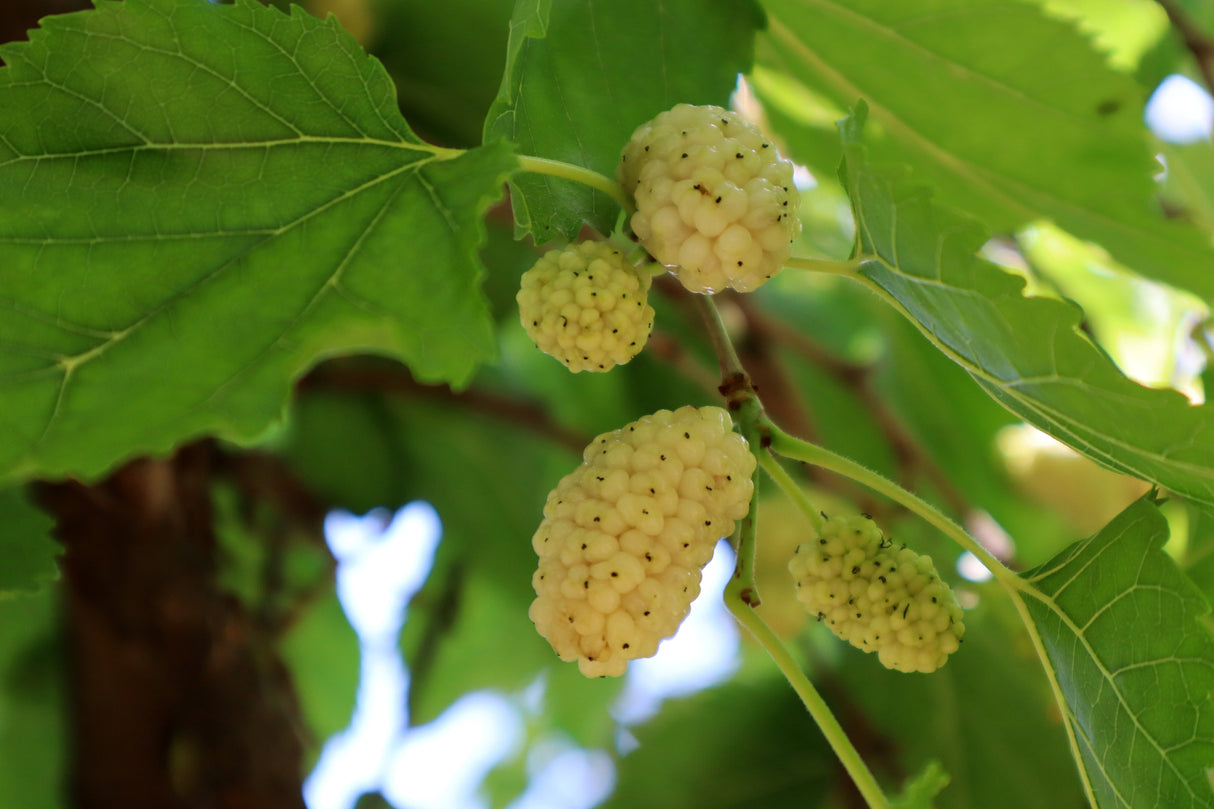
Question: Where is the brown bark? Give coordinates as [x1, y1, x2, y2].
[38, 445, 308, 809]
[0, 0, 92, 57]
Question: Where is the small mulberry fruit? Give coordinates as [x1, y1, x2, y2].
[517, 241, 656, 372]
[788, 514, 964, 673]
[529, 405, 756, 677]
[618, 103, 801, 294]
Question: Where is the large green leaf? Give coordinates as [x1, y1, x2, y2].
[0, 488, 58, 598]
[757, 0, 1214, 302]
[838, 108, 1214, 510]
[0, 0, 515, 484]
[484, 0, 763, 242]
[1017, 497, 1214, 808]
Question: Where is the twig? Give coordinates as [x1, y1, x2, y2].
[299, 362, 589, 456]
[732, 295, 972, 519]
[1157, 0, 1214, 96]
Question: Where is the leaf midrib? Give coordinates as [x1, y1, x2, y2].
[0, 136, 453, 170]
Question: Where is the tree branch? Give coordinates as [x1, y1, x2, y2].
[1157, 0, 1214, 96]
[298, 362, 589, 456]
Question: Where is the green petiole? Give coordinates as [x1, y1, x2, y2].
[515, 154, 633, 213]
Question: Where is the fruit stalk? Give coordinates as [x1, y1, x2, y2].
[764, 422, 1010, 584]
[724, 578, 891, 809]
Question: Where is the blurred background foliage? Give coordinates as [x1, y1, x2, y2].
[2, 0, 1213, 807]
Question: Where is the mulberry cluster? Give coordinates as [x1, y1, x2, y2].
[618, 103, 801, 294]
[517, 241, 656, 372]
[788, 514, 964, 673]
[529, 406, 756, 677]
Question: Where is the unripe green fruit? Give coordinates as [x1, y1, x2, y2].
[517, 241, 656, 373]
[529, 405, 756, 677]
[788, 514, 964, 673]
[618, 103, 801, 294]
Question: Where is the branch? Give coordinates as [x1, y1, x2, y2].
[298, 361, 589, 456]
[731, 294, 972, 519]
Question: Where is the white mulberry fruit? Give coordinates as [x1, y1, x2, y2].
[618, 103, 801, 294]
[517, 241, 656, 373]
[529, 405, 756, 677]
[788, 514, 964, 673]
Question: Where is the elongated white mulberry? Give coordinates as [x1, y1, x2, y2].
[529, 406, 756, 677]
[517, 241, 656, 372]
[618, 103, 801, 294]
[788, 514, 964, 673]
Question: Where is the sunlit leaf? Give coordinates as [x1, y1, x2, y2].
[838, 106, 1214, 510]
[758, 0, 1214, 302]
[0, 0, 515, 484]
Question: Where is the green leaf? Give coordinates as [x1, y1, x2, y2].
[1159, 138, 1214, 236]
[890, 761, 949, 809]
[837, 599, 1087, 809]
[0, 0, 516, 484]
[368, 0, 516, 147]
[757, 0, 1214, 301]
[838, 108, 1214, 511]
[280, 589, 360, 762]
[600, 678, 835, 809]
[280, 385, 627, 741]
[0, 488, 59, 598]
[384, 395, 627, 732]
[1017, 496, 1214, 808]
[485, 0, 763, 242]
[0, 590, 66, 809]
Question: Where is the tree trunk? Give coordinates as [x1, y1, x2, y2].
[38, 445, 308, 809]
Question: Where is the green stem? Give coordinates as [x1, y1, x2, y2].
[698, 294, 888, 807]
[758, 451, 825, 533]
[695, 295, 748, 385]
[765, 423, 1014, 585]
[731, 431, 763, 607]
[516, 154, 632, 213]
[725, 582, 890, 809]
[785, 256, 863, 276]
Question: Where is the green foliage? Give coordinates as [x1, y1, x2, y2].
[756, 0, 1214, 300]
[888, 761, 949, 809]
[0, 0, 514, 483]
[1018, 495, 1214, 809]
[601, 679, 836, 809]
[2, 0, 1214, 808]
[839, 599, 1088, 809]
[281, 590, 361, 762]
[0, 592, 65, 809]
[0, 488, 58, 597]
[840, 106, 1214, 511]
[485, 0, 763, 241]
